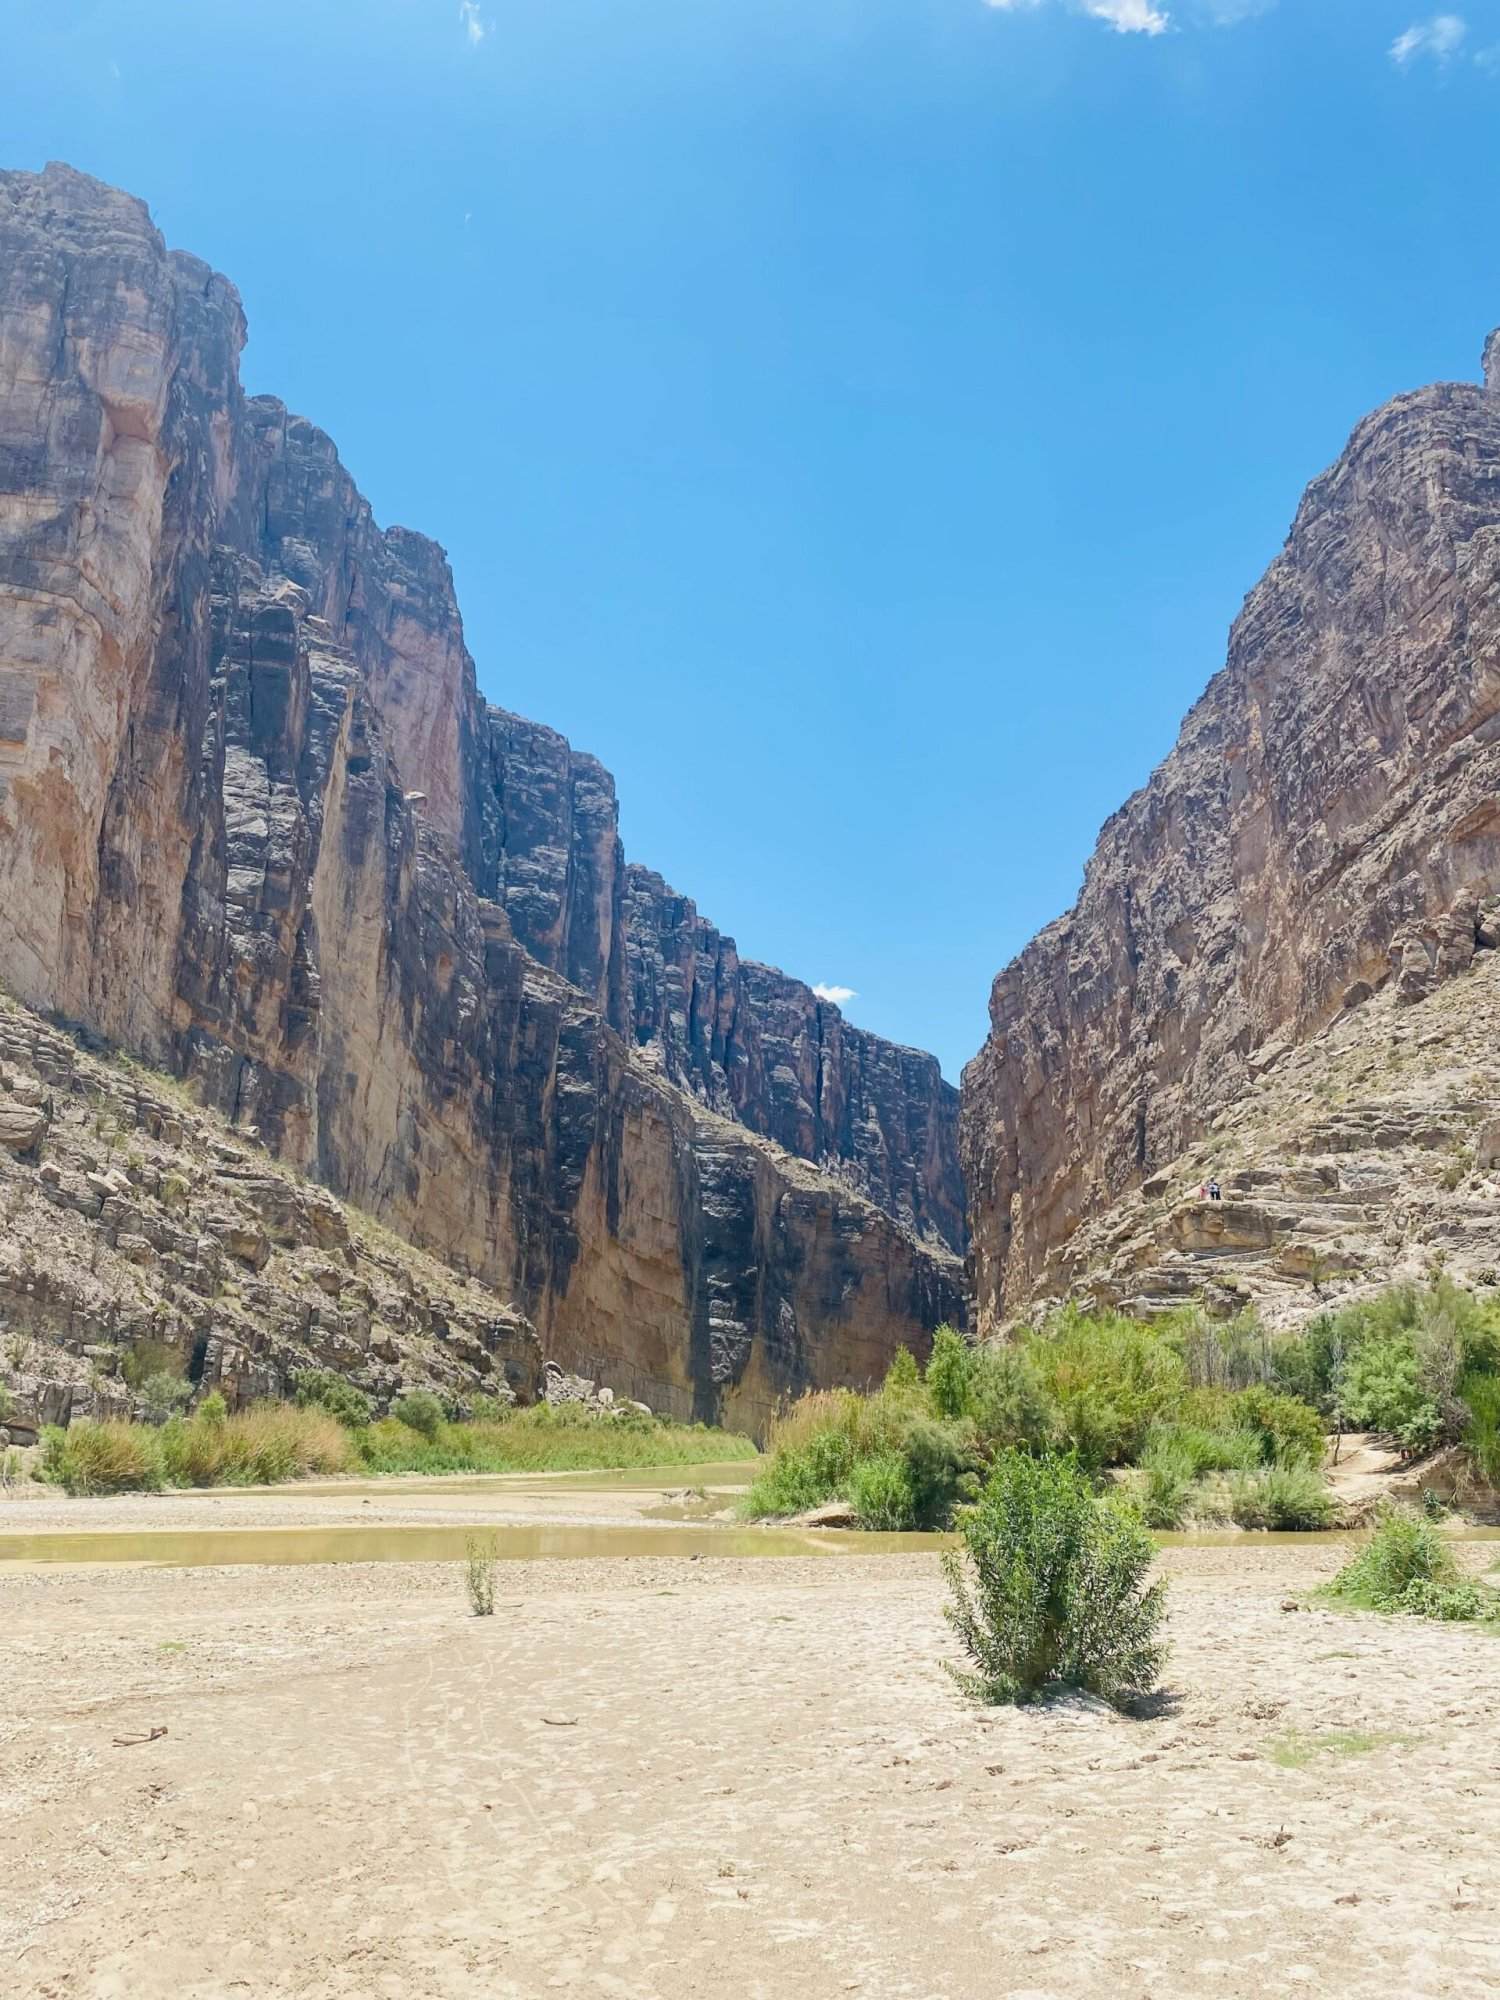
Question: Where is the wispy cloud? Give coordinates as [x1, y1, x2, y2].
[458, 1, 489, 48]
[1390, 14, 1467, 65]
[982, 0, 1169, 28]
[812, 984, 857, 1007]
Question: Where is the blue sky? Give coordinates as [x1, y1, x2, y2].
[9, 1, 1500, 1077]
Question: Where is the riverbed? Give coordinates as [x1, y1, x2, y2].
[4, 1470, 1499, 1997]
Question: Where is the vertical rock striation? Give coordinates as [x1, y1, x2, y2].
[0, 162, 963, 1433]
[963, 342, 1500, 1327]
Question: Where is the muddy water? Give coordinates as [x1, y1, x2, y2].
[0, 1520, 833, 1568]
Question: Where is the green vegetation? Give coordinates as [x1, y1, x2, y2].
[39, 1389, 752, 1494]
[464, 1533, 498, 1616]
[354, 1400, 755, 1475]
[293, 1368, 372, 1429]
[391, 1389, 445, 1439]
[1319, 1505, 1498, 1623]
[1266, 1728, 1412, 1769]
[139, 1370, 193, 1425]
[943, 1450, 1167, 1708]
[746, 1310, 1337, 1531]
[1274, 1279, 1500, 1464]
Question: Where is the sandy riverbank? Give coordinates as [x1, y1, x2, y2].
[4, 1517, 1499, 1999]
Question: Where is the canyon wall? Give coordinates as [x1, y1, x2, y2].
[963, 340, 1500, 1326]
[0, 163, 962, 1432]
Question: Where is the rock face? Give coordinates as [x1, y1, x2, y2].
[964, 334, 1500, 1328]
[0, 163, 963, 1434]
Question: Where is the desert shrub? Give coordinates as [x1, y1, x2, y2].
[1322, 1504, 1494, 1621]
[883, 1345, 921, 1393]
[1339, 1337, 1440, 1456]
[925, 1324, 971, 1420]
[943, 1451, 1167, 1708]
[1226, 1462, 1337, 1530]
[195, 1389, 228, 1428]
[1026, 1310, 1187, 1466]
[292, 1367, 372, 1429]
[465, 1533, 498, 1616]
[1462, 1372, 1500, 1487]
[139, 1370, 192, 1426]
[0, 1383, 13, 1422]
[40, 1420, 164, 1495]
[1228, 1386, 1326, 1467]
[0, 1446, 23, 1488]
[743, 1382, 978, 1526]
[120, 1340, 186, 1392]
[847, 1450, 917, 1529]
[1167, 1306, 1273, 1391]
[391, 1389, 445, 1439]
[1137, 1434, 1195, 1529]
[965, 1345, 1061, 1454]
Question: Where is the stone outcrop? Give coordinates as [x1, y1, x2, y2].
[964, 332, 1500, 1328]
[0, 163, 962, 1435]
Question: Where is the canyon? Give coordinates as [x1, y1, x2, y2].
[0, 162, 962, 1436]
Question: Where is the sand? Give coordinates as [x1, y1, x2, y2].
[3, 1498, 1499, 1999]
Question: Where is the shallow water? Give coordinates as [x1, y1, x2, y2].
[0, 1519, 830, 1569]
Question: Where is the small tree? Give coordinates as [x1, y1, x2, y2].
[393, 1389, 445, 1439]
[883, 1346, 921, 1394]
[943, 1451, 1167, 1708]
[926, 1324, 971, 1420]
[140, 1371, 192, 1426]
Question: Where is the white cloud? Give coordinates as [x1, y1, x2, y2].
[982, 0, 1169, 32]
[458, 1, 489, 47]
[1390, 14, 1467, 65]
[812, 984, 857, 1007]
[1084, 0, 1170, 28]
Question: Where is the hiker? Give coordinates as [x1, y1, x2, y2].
[1209, 1178, 1222, 1203]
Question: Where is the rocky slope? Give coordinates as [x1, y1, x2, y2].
[964, 332, 1500, 1329]
[0, 163, 962, 1434]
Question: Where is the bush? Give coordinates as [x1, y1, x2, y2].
[1228, 1386, 1326, 1467]
[1027, 1310, 1187, 1466]
[465, 1533, 498, 1616]
[1339, 1337, 1440, 1456]
[139, 1370, 192, 1426]
[966, 1345, 1061, 1454]
[293, 1367, 373, 1429]
[1137, 1434, 1195, 1529]
[847, 1450, 917, 1529]
[1462, 1372, 1500, 1487]
[196, 1389, 228, 1428]
[943, 1451, 1167, 1707]
[1226, 1462, 1336, 1530]
[1322, 1504, 1495, 1621]
[40, 1420, 164, 1495]
[391, 1389, 445, 1439]
[120, 1340, 187, 1392]
[883, 1346, 921, 1393]
[925, 1324, 971, 1421]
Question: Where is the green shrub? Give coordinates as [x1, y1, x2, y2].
[1462, 1372, 1500, 1487]
[121, 1340, 185, 1392]
[925, 1324, 971, 1420]
[1136, 1431, 1203, 1528]
[391, 1389, 445, 1439]
[293, 1367, 373, 1429]
[883, 1346, 921, 1393]
[195, 1389, 228, 1428]
[1228, 1386, 1326, 1467]
[40, 1420, 165, 1495]
[1322, 1504, 1495, 1621]
[1226, 1462, 1336, 1530]
[1339, 1338, 1440, 1456]
[966, 1345, 1061, 1454]
[1026, 1310, 1187, 1466]
[139, 1370, 192, 1426]
[943, 1451, 1167, 1708]
[847, 1450, 917, 1529]
[465, 1533, 498, 1616]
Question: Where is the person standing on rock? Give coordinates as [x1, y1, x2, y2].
[1209, 1178, 1222, 1203]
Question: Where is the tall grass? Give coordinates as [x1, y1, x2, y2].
[38, 1398, 755, 1493]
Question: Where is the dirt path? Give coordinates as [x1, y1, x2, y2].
[4, 1538, 1499, 1998]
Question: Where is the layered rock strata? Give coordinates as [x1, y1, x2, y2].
[964, 334, 1500, 1328]
[0, 163, 962, 1432]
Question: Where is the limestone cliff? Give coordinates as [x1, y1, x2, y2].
[0, 162, 962, 1433]
[963, 334, 1500, 1328]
